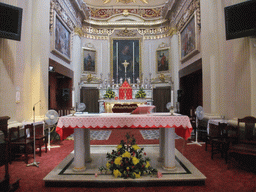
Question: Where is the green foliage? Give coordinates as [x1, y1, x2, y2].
[100, 133, 158, 179]
[135, 88, 146, 98]
[104, 88, 115, 99]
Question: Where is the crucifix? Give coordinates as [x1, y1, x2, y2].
[122, 60, 129, 80]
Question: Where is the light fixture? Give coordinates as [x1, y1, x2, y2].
[48, 66, 54, 72]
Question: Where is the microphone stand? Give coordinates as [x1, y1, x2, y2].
[27, 100, 41, 168]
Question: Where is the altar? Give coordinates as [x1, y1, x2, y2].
[98, 79, 153, 113]
[56, 113, 192, 172]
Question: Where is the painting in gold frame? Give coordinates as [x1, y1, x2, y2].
[179, 12, 199, 62]
[111, 38, 141, 84]
[156, 47, 170, 73]
[82, 47, 96, 73]
[51, 12, 71, 62]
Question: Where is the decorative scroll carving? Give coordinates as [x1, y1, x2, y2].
[116, 28, 137, 37]
[74, 27, 83, 37]
[80, 73, 102, 85]
[151, 73, 173, 84]
[84, 43, 95, 49]
[89, 7, 162, 19]
[102, 0, 148, 4]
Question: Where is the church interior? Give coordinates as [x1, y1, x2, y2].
[0, 0, 256, 191]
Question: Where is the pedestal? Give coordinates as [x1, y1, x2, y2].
[163, 128, 176, 170]
[158, 128, 165, 162]
[73, 129, 86, 172]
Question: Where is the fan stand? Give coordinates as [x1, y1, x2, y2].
[46, 125, 60, 151]
[27, 102, 40, 168]
[187, 117, 205, 146]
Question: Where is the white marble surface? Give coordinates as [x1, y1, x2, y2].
[43, 145, 206, 184]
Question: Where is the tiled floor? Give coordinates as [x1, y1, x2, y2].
[66, 130, 112, 141]
[44, 145, 206, 187]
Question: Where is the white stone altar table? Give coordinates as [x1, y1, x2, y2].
[56, 113, 192, 172]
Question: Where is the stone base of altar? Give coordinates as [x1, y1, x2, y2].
[44, 145, 206, 187]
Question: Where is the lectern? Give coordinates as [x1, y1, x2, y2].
[0, 116, 20, 192]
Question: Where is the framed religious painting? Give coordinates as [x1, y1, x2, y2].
[82, 47, 96, 73]
[51, 13, 71, 61]
[179, 12, 199, 62]
[111, 39, 141, 84]
[156, 47, 170, 73]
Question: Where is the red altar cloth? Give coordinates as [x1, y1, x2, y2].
[119, 80, 132, 99]
[56, 114, 193, 141]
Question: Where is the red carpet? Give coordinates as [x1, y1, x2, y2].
[1, 129, 256, 192]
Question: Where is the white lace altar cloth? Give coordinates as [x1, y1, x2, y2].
[56, 114, 192, 140]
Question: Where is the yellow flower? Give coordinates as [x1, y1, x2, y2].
[133, 172, 141, 178]
[114, 157, 122, 165]
[106, 162, 111, 169]
[122, 151, 131, 158]
[132, 157, 139, 165]
[145, 161, 150, 168]
[132, 145, 140, 151]
[117, 144, 122, 150]
[113, 169, 122, 178]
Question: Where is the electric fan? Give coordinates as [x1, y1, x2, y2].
[166, 102, 174, 115]
[187, 106, 205, 146]
[44, 110, 59, 151]
[76, 103, 86, 112]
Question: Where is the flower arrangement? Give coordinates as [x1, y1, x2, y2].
[135, 88, 146, 99]
[104, 88, 115, 99]
[99, 133, 157, 179]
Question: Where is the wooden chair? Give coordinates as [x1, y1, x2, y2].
[228, 116, 256, 169]
[9, 126, 34, 164]
[26, 123, 47, 156]
[211, 123, 238, 163]
[205, 122, 223, 151]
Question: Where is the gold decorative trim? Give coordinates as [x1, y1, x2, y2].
[110, 37, 142, 82]
[151, 74, 173, 84]
[103, 0, 148, 4]
[73, 166, 86, 172]
[176, 0, 200, 31]
[74, 27, 83, 37]
[80, 73, 102, 84]
[88, 7, 163, 19]
[116, 28, 137, 37]
[122, 10, 129, 16]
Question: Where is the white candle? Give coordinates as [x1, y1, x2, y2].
[116, 42, 118, 77]
[133, 42, 135, 74]
[101, 42, 103, 72]
[72, 89, 75, 108]
[171, 90, 174, 107]
[149, 44, 151, 73]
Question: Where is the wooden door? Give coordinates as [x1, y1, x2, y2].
[153, 86, 171, 112]
[80, 87, 99, 113]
